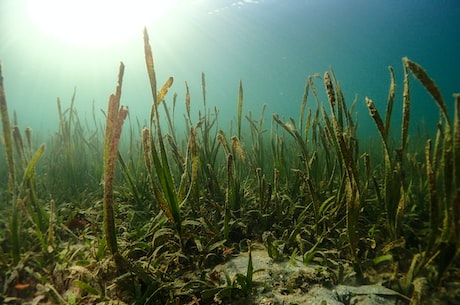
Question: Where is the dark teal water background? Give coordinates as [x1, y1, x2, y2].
[1, 0, 459, 139]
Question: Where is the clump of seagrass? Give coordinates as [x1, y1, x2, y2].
[0, 63, 20, 264]
[0, 63, 15, 194]
[366, 57, 460, 298]
[323, 71, 363, 278]
[142, 28, 198, 250]
[1, 64, 47, 268]
[103, 62, 128, 266]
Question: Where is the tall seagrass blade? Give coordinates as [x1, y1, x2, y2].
[143, 28, 199, 247]
[324, 71, 361, 276]
[0, 63, 15, 193]
[384, 66, 396, 140]
[403, 57, 454, 241]
[238, 80, 243, 140]
[103, 62, 129, 261]
[453, 94, 460, 244]
[365, 96, 399, 239]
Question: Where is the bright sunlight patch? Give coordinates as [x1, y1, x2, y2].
[27, 0, 175, 48]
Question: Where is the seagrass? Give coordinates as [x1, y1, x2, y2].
[19, 143, 45, 201]
[365, 95, 396, 238]
[364, 58, 460, 289]
[365, 66, 405, 240]
[145, 66, 181, 231]
[362, 153, 371, 198]
[47, 199, 55, 249]
[103, 62, 128, 257]
[142, 127, 152, 173]
[2, 27, 460, 302]
[401, 61, 410, 151]
[246, 109, 266, 171]
[25, 127, 32, 158]
[454, 94, 460, 187]
[0, 64, 22, 265]
[403, 57, 449, 122]
[18, 143, 47, 251]
[162, 95, 176, 142]
[231, 136, 245, 163]
[365, 97, 385, 144]
[324, 71, 336, 108]
[256, 167, 264, 206]
[272, 115, 310, 176]
[454, 94, 460, 240]
[238, 80, 243, 140]
[217, 130, 230, 155]
[185, 81, 191, 125]
[384, 66, 396, 140]
[142, 29, 201, 247]
[117, 151, 142, 205]
[406, 59, 454, 242]
[143, 28, 158, 111]
[324, 70, 361, 274]
[304, 108, 312, 144]
[177, 124, 199, 207]
[13, 126, 26, 167]
[308, 78, 321, 149]
[201, 72, 207, 108]
[0, 63, 15, 191]
[142, 127, 174, 223]
[332, 70, 345, 131]
[157, 76, 173, 103]
[224, 153, 233, 239]
[299, 76, 311, 136]
[425, 139, 439, 252]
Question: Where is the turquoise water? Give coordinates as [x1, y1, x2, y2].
[1, 0, 459, 137]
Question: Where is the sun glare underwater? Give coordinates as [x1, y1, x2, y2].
[1, 0, 460, 304]
[27, 0, 177, 48]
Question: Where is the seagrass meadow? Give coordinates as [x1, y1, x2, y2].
[1, 28, 460, 304]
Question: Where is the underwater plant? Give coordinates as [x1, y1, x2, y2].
[2, 30, 460, 305]
[102, 61, 128, 268]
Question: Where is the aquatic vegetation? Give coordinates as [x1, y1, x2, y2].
[1, 29, 460, 304]
[142, 28, 198, 248]
[102, 61, 128, 265]
[46, 91, 104, 202]
[1, 64, 49, 266]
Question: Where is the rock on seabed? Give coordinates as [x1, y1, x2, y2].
[212, 244, 405, 305]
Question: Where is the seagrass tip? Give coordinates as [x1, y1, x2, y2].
[324, 71, 335, 108]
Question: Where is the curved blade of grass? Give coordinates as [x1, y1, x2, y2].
[384, 66, 396, 140]
[403, 57, 449, 123]
[404, 58, 455, 243]
[272, 115, 310, 176]
[16, 144, 48, 253]
[366, 97, 400, 239]
[365, 96, 400, 239]
[157, 76, 173, 103]
[20, 143, 45, 192]
[365, 97, 386, 149]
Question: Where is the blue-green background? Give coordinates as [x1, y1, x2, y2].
[1, 0, 459, 139]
